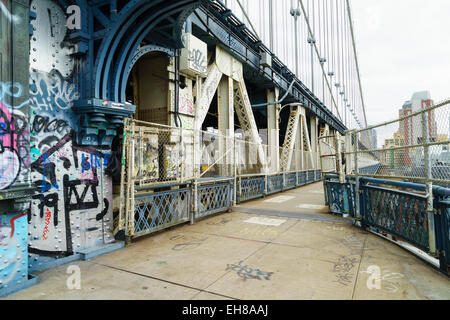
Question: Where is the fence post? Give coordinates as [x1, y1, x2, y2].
[352, 130, 361, 221]
[233, 136, 237, 206]
[126, 121, 136, 243]
[335, 132, 344, 184]
[422, 110, 437, 256]
[192, 129, 200, 225]
[318, 135, 328, 204]
[117, 119, 128, 236]
[192, 180, 197, 225]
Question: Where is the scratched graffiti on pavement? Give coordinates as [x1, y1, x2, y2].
[333, 255, 359, 286]
[226, 262, 273, 281]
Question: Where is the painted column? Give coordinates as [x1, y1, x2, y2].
[309, 116, 318, 169]
[266, 88, 280, 174]
[218, 76, 234, 177]
[295, 107, 305, 171]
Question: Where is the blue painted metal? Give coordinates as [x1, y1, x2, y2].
[326, 174, 450, 272]
[316, 170, 322, 181]
[0, 212, 31, 295]
[237, 177, 265, 202]
[133, 188, 191, 237]
[324, 178, 355, 217]
[284, 173, 297, 190]
[28, 254, 82, 274]
[109, 0, 182, 100]
[91, 0, 204, 101]
[306, 170, 314, 184]
[297, 171, 307, 187]
[360, 183, 429, 252]
[0, 275, 38, 298]
[79, 241, 125, 260]
[115, 1, 198, 102]
[197, 182, 233, 219]
[434, 197, 450, 274]
[267, 175, 283, 195]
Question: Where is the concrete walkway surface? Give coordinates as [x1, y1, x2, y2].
[3, 182, 450, 300]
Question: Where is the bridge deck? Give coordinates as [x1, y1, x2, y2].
[4, 183, 449, 300]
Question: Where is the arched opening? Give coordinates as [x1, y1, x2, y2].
[125, 51, 171, 125]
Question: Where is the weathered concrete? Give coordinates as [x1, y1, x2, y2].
[3, 182, 450, 300]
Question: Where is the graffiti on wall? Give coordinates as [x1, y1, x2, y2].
[29, 71, 79, 112]
[0, 83, 30, 190]
[25, 0, 117, 263]
[29, 133, 113, 256]
[0, 213, 28, 288]
[188, 49, 207, 74]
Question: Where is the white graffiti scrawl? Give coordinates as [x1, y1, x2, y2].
[30, 71, 79, 111]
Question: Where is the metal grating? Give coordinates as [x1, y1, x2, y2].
[325, 180, 355, 217]
[133, 189, 191, 237]
[306, 171, 314, 183]
[267, 175, 283, 195]
[285, 173, 297, 190]
[297, 171, 307, 186]
[238, 177, 265, 202]
[197, 182, 232, 218]
[361, 185, 429, 252]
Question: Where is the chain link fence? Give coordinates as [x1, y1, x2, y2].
[345, 99, 450, 186]
[118, 118, 324, 238]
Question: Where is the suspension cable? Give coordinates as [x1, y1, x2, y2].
[346, 0, 368, 128]
[297, 0, 342, 122]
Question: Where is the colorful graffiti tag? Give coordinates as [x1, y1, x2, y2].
[0, 84, 30, 190]
[0, 213, 28, 289]
[29, 133, 114, 257]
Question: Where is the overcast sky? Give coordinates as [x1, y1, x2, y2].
[350, 0, 450, 126]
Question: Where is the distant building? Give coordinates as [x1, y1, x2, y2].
[399, 91, 438, 166]
[381, 131, 404, 168]
[381, 131, 406, 169]
[409, 91, 437, 144]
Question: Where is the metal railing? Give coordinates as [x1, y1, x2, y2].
[346, 99, 450, 185]
[321, 99, 450, 275]
[118, 118, 323, 240]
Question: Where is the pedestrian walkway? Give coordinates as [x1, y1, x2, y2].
[3, 183, 450, 300]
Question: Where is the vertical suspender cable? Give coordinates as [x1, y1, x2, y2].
[297, 0, 342, 122]
[346, 0, 368, 128]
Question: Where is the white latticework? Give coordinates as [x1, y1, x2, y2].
[234, 77, 267, 171]
[280, 109, 300, 171]
[194, 63, 223, 130]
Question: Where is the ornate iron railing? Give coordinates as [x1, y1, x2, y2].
[324, 176, 355, 217]
[297, 171, 307, 186]
[197, 182, 233, 219]
[133, 189, 191, 237]
[284, 173, 297, 190]
[324, 173, 450, 274]
[238, 177, 265, 202]
[360, 184, 429, 252]
[267, 175, 283, 194]
[307, 170, 315, 183]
